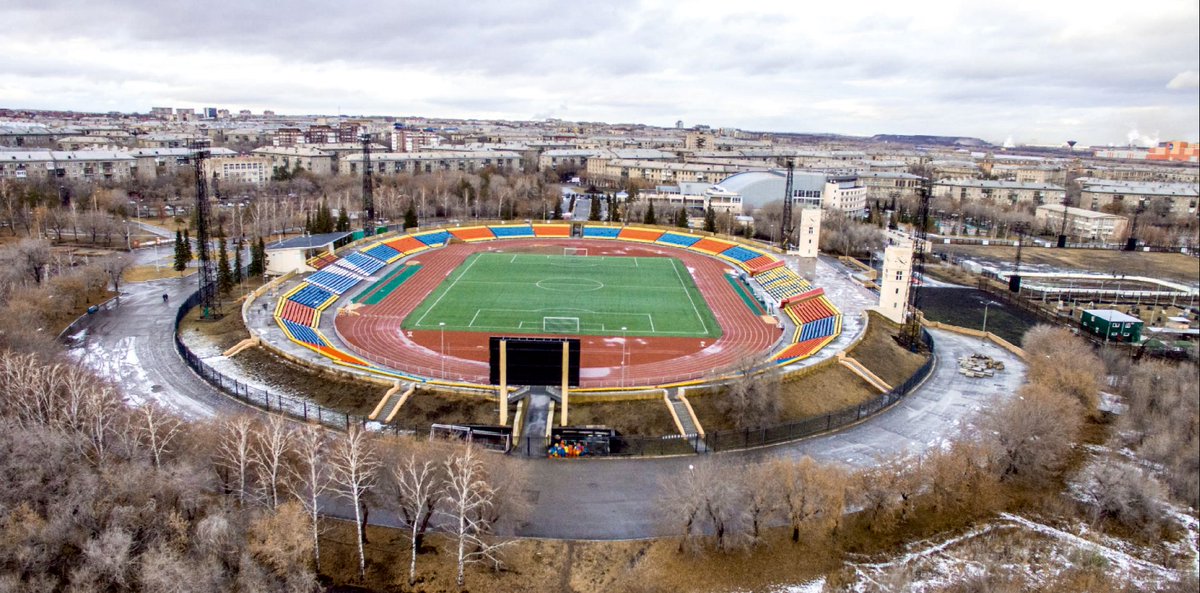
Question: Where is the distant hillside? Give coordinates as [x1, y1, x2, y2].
[871, 134, 992, 147]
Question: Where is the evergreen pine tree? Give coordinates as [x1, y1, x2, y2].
[217, 238, 233, 295]
[588, 195, 602, 221]
[304, 211, 313, 234]
[183, 229, 195, 264]
[321, 201, 334, 233]
[246, 237, 261, 277]
[404, 202, 418, 229]
[704, 206, 717, 233]
[643, 200, 656, 225]
[336, 207, 350, 232]
[551, 199, 562, 220]
[252, 237, 266, 277]
[607, 195, 618, 222]
[675, 208, 688, 228]
[172, 229, 187, 273]
[234, 239, 243, 285]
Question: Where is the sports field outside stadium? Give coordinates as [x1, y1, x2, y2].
[401, 252, 722, 338]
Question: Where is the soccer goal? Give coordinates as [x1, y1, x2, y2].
[543, 316, 581, 333]
[564, 247, 588, 257]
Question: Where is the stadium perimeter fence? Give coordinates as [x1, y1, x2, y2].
[178, 287, 936, 456]
[511, 329, 936, 457]
[174, 290, 367, 431]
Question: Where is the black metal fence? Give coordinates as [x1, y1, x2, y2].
[173, 290, 367, 430]
[512, 330, 937, 458]
[704, 333, 934, 452]
[177, 287, 937, 456]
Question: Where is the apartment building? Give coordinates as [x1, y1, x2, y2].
[1078, 179, 1199, 216]
[340, 150, 521, 175]
[0, 151, 135, 182]
[391, 128, 443, 152]
[129, 147, 236, 181]
[1035, 204, 1128, 242]
[932, 179, 1065, 206]
[251, 146, 334, 176]
[204, 155, 272, 186]
[537, 149, 603, 172]
[858, 171, 923, 201]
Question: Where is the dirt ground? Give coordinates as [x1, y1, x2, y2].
[687, 364, 878, 433]
[391, 389, 499, 430]
[933, 244, 1200, 285]
[318, 519, 841, 593]
[845, 313, 931, 387]
[567, 398, 678, 436]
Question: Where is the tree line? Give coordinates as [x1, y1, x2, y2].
[0, 348, 529, 591]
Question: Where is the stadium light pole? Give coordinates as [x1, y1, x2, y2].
[621, 326, 627, 388]
[439, 322, 446, 378]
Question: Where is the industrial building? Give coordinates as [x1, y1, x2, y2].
[1080, 309, 1143, 343]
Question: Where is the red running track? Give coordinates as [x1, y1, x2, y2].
[333, 239, 781, 388]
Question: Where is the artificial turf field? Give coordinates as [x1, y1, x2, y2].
[401, 252, 722, 338]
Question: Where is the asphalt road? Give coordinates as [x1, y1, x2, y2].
[69, 266, 1025, 540]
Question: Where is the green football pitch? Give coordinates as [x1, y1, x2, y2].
[401, 252, 722, 338]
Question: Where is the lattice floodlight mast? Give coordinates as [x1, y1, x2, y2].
[191, 144, 221, 319]
[780, 158, 795, 251]
[360, 132, 375, 235]
[1010, 226, 1026, 293]
[900, 176, 932, 351]
[1124, 205, 1142, 251]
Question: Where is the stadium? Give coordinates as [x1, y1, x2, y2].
[267, 223, 843, 391]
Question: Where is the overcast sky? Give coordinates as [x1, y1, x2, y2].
[3, 0, 1197, 146]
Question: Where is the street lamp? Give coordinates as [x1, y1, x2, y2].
[439, 322, 446, 378]
[621, 326, 628, 387]
[981, 301, 998, 338]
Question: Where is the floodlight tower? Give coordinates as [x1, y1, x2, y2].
[779, 158, 795, 251]
[1010, 225, 1027, 293]
[360, 132, 375, 235]
[191, 143, 221, 319]
[899, 176, 932, 351]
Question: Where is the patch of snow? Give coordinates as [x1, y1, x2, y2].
[1000, 513, 1182, 586]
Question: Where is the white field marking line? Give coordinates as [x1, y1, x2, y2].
[413, 253, 483, 328]
[453, 310, 661, 333]
[670, 257, 708, 333]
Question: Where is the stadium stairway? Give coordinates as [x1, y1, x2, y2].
[520, 388, 553, 456]
[666, 390, 708, 453]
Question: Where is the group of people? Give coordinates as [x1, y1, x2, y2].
[546, 437, 592, 458]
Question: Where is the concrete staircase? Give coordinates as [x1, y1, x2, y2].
[666, 389, 708, 453]
[368, 382, 415, 424]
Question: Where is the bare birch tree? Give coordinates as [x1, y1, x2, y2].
[134, 402, 184, 470]
[440, 443, 509, 587]
[216, 415, 257, 506]
[290, 422, 331, 572]
[252, 413, 293, 509]
[392, 447, 444, 585]
[328, 424, 379, 581]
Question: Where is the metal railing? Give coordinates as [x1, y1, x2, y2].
[509, 330, 936, 458]
[174, 290, 367, 430]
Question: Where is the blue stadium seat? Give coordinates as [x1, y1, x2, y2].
[582, 226, 620, 238]
[657, 233, 701, 247]
[720, 246, 759, 263]
[415, 231, 451, 246]
[342, 252, 385, 275]
[282, 319, 327, 347]
[363, 244, 401, 262]
[288, 284, 334, 308]
[490, 225, 534, 238]
[308, 270, 358, 294]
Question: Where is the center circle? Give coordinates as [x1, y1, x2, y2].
[535, 278, 604, 292]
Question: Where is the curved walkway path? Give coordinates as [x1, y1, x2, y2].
[67, 258, 1024, 539]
